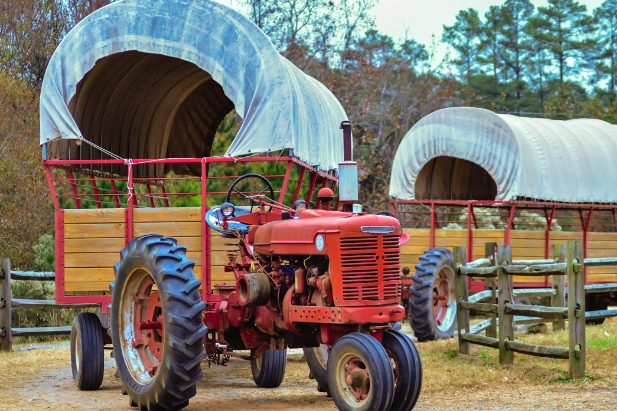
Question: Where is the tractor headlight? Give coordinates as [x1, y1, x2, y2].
[221, 202, 235, 217]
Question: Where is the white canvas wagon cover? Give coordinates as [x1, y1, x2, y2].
[39, 0, 347, 174]
[390, 107, 617, 203]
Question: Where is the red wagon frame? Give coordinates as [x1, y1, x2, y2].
[44, 156, 338, 311]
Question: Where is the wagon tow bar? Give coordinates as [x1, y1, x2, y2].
[206, 343, 232, 367]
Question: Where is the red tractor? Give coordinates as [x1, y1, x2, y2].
[106, 171, 422, 411]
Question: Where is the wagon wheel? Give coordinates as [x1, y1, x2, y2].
[111, 234, 207, 410]
[227, 173, 275, 212]
[409, 248, 457, 341]
[327, 333, 395, 411]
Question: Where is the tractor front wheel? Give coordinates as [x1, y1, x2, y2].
[70, 312, 104, 390]
[111, 234, 207, 410]
[303, 344, 330, 394]
[327, 333, 394, 411]
[251, 349, 287, 387]
[382, 330, 423, 411]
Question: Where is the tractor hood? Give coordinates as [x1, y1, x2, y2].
[252, 210, 401, 255]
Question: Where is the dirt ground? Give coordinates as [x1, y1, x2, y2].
[2, 321, 617, 411]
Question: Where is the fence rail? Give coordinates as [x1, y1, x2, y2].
[0, 258, 100, 351]
[455, 242, 587, 377]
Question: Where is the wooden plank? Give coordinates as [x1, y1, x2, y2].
[504, 303, 568, 319]
[510, 230, 546, 240]
[568, 240, 585, 379]
[402, 229, 431, 238]
[460, 301, 498, 314]
[587, 232, 617, 241]
[65, 251, 207, 268]
[133, 207, 202, 222]
[11, 299, 99, 308]
[399, 245, 434, 255]
[65, 238, 126, 253]
[65, 253, 120, 268]
[498, 245, 514, 365]
[587, 274, 617, 282]
[10, 271, 55, 281]
[453, 246, 470, 355]
[65, 268, 115, 283]
[586, 249, 617, 258]
[11, 326, 71, 336]
[460, 333, 499, 349]
[64, 208, 125, 224]
[133, 222, 201, 237]
[1, 259, 12, 351]
[64, 223, 125, 238]
[552, 232, 583, 240]
[506, 341, 569, 359]
[434, 237, 468, 247]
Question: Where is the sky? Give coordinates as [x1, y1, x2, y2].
[218, 1, 607, 68]
[375, 0, 607, 68]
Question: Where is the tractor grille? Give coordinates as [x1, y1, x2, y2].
[339, 234, 401, 303]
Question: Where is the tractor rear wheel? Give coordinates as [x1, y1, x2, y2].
[409, 248, 457, 341]
[251, 349, 287, 387]
[382, 330, 422, 411]
[327, 333, 394, 411]
[303, 344, 330, 394]
[70, 312, 104, 390]
[111, 234, 207, 410]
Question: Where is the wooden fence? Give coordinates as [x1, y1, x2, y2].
[0, 258, 100, 351]
[455, 240, 617, 378]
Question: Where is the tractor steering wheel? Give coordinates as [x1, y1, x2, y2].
[227, 173, 275, 212]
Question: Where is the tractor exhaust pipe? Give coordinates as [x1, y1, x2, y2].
[339, 121, 359, 206]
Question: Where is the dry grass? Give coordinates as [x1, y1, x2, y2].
[1, 320, 617, 410]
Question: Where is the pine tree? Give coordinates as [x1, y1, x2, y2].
[529, 0, 597, 87]
[500, 0, 534, 106]
[443, 8, 482, 82]
[594, 0, 617, 99]
[479, 5, 503, 83]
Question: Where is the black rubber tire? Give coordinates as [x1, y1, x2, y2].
[71, 312, 104, 390]
[251, 349, 287, 388]
[382, 330, 423, 411]
[111, 234, 207, 410]
[303, 345, 330, 394]
[409, 248, 457, 342]
[327, 333, 395, 411]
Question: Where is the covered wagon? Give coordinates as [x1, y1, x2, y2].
[390, 107, 617, 340]
[37, 1, 422, 410]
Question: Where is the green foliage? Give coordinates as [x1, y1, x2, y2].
[443, 8, 482, 81]
[33, 233, 54, 271]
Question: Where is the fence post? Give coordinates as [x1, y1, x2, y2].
[551, 244, 566, 332]
[498, 245, 514, 365]
[453, 246, 470, 355]
[485, 242, 498, 338]
[567, 240, 585, 378]
[0, 258, 13, 351]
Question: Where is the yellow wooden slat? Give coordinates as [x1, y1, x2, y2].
[133, 222, 201, 237]
[402, 229, 431, 238]
[551, 232, 583, 240]
[510, 230, 546, 240]
[65, 253, 119, 268]
[65, 223, 125, 238]
[588, 232, 617, 241]
[65, 238, 126, 253]
[64, 208, 125, 223]
[133, 207, 201, 223]
[65, 268, 115, 283]
[434, 238, 467, 247]
[588, 274, 617, 282]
